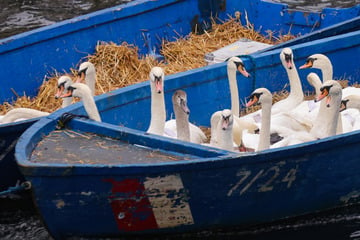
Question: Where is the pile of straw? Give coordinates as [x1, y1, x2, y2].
[0, 16, 296, 115]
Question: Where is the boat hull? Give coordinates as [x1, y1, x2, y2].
[2, 0, 360, 194]
[17, 119, 360, 239]
[15, 26, 360, 238]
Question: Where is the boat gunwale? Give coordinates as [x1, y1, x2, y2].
[15, 109, 360, 176]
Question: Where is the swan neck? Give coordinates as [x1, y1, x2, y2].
[147, 91, 166, 135]
[216, 118, 234, 151]
[85, 72, 96, 96]
[258, 102, 271, 151]
[174, 106, 190, 141]
[321, 64, 333, 82]
[219, 128, 234, 151]
[311, 95, 341, 138]
[81, 93, 101, 122]
[228, 67, 240, 117]
[286, 66, 303, 100]
[61, 97, 72, 108]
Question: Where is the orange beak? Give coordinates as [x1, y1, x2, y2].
[299, 62, 313, 69]
[60, 91, 73, 98]
[155, 80, 162, 93]
[76, 72, 85, 83]
[315, 88, 329, 103]
[246, 95, 258, 107]
[238, 65, 250, 78]
[55, 85, 64, 98]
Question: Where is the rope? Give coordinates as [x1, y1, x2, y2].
[0, 181, 31, 197]
[56, 112, 89, 130]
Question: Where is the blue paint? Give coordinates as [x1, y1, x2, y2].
[1, 0, 359, 198]
[14, 27, 360, 238]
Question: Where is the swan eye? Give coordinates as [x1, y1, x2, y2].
[153, 75, 162, 82]
[306, 57, 317, 65]
[177, 95, 182, 104]
[78, 67, 88, 76]
[284, 53, 292, 62]
[341, 99, 349, 109]
[320, 85, 332, 94]
[67, 86, 76, 92]
[222, 115, 230, 122]
[58, 82, 65, 89]
[249, 92, 263, 102]
[235, 61, 244, 68]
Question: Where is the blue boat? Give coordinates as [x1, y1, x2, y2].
[0, 1, 358, 193]
[15, 24, 360, 238]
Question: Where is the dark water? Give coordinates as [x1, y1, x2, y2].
[0, 0, 131, 39]
[272, 0, 360, 11]
[1, 0, 360, 239]
[1, 0, 360, 39]
[1, 195, 360, 240]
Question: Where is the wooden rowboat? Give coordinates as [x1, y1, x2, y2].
[0, 1, 358, 192]
[15, 26, 360, 238]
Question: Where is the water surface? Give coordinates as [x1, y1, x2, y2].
[0, 0, 131, 39]
[272, 0, 360, 11]
[0, 0, 360, 39]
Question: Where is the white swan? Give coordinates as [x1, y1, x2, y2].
[244, 88, 272, 151]
[311, 80, 343, 138]
[340, 95, 360, 131]
[146, 66, 166, 135]
[299, 53, 354, 133]
[0, 108, 50, 124]
[164, 90, 207, 144]
[242, 47, 304, 124]
[299, 53, 360, 98]
[55, 75, 74, 108]
[272, 47, 304, 114]
[299, 53, 333, 81]
[76, 62, 96, 96]
[210, 57, 258, 148]
[261, 69, 319, 141]
[278, 73, 322, 132]
[60, 83, 101, 122]
[271, 80, 343, 148]
[227, 56, 250, 117]
[210, 109, 236, 151]
[341, 95, 360, 111]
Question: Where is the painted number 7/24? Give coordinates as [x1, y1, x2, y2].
[227, 165, 298, 197]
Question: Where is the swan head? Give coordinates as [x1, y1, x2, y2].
[173, 90, 190, 115]
[246, 88, 272, 107]
[280, 48, 294, 70]
[150, 66, 165, 94]
[55, 75, 73, 98]
[220, 109, 233, 131]
[76, 62, 95, 83]
[299, 54, 331, 70]
[340, 95, 360, 112]
[60, 83, 92, 99]
[340, 98, 349, 112]
[315, 80, 342, 107]
[306, 73, 321, 87]
[227, 57, 250, 77]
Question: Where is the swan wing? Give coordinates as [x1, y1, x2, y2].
[189, 123, 207, 144]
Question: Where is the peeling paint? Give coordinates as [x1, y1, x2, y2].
[80, 191, 94, 196]
[54, 199, 65, 209]
[340, 191, 360, 204]
[144, 174, 194, 228]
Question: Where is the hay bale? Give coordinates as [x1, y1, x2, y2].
[0, 16, 296, 115]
